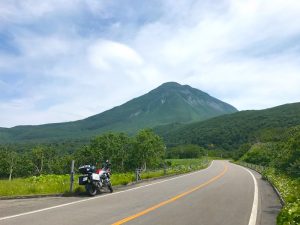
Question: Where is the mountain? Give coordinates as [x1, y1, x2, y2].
[159, 102, 300, 150]
[0, 82, 237, 143]
[80, 82, 238, 131]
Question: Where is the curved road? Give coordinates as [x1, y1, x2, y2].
[0, 161, 281, 225]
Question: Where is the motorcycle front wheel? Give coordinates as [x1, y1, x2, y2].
[108, 182, 113, 193]
[85, 183, 97, 196]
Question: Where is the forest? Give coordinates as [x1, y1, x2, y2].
[0, 129, 165, 179]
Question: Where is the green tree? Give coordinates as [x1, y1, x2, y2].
[74, 145, 100, 167]
[232, 143, 251, 161]
[131, 129, 165, 170]
[241, 143, 272, 166]
[17, 152, 35, 177]
[0, 147, 19, 180]
[89, 133, 130, 171]
[167, 144, 205, 159]
[48, 154, 74, 174]
[283, 131, 300, 176]
[108, 133, 130, 172]
[30, 146, 57, 175]
[7, 151, 18, 180]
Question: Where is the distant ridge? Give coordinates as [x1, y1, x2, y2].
[160, 102, 300, 150]
[0, 82, 237, 143]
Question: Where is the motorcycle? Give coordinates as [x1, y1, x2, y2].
[78, 165, 113, 196]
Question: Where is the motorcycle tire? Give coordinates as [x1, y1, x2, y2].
[108, 183, 113, 193]
[86, 183, 97, 196]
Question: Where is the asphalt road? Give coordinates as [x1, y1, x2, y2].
[0, 161, 281, 225]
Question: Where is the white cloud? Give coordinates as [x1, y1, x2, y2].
[1, 0, 300, 127]
[88, 40, 143, 71]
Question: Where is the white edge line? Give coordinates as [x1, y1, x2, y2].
[239, 165, 258, 225]
[0, 160, 215, 221]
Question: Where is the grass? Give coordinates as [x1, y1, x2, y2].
[110, 173, 135, 186]
[262, 168, 300, 225]
[0, 175, 74, 196]
[0, 158, 211, 197]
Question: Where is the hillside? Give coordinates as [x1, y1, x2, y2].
[0, 82, 237, 143]
[159, 102, 300, 150]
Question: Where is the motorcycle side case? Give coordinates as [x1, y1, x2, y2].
[78, 175, 88, 185]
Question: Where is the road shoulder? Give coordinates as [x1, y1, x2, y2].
[240, 166, 282, 225]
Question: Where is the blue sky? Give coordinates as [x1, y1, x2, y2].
[1, 0, 300, 127]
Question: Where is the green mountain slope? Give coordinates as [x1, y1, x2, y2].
[160, 102, 300, 150]
[0, 82, 237, 143]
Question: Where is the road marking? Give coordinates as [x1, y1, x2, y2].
[0, 161, 215, 221]
[111, 164, 228, 225]
[239, 166, 258, 225]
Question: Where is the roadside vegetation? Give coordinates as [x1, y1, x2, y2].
[264, 169, 300, 225]
[0, 158, 210, 197]
[0, 175, 72, 197]
[238, 126, 300, 225]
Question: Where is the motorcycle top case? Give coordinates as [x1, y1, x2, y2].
[78, 176, 88, 185]
[78, 165, 96, 174]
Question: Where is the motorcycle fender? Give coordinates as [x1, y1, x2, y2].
[92, 173, 100, 181]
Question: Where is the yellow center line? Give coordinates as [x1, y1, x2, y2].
[111, 164, 228, 225]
